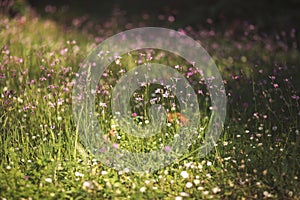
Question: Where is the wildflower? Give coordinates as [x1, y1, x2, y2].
[100, 147, 107, 153]
[57, 98, 63, 106]
[180, 192, 189, 197]
[212, 186, 221, 194]
[184, 162, 192, 168]
[197, 186, 204, 190]
[168, 16, 175, 22]
[99, 102, 107, 107]
[164, 146, 171, 153]
[82, 181, 93, 190]
[263, 115, 268, 119]
[115, 59, 120, 65]
[253, 112, 259, 119]
[198, 164, 203, 169]
[17, 97, 23, 103]
[40, 77, 47, 81]
[101, 171, 108, 175]
[193, 179, 200, 185]
[292, 95, 299, 100]
[263, 191, 272, 197]
[155, 88, 162, 94]
[206, 173, 211, 179]
[186, 182, 193, 188]
[180, 171, 189, 179]
[262, 169, 268, 176]
[75, 172, 84, 177]
[224, 157, 231, 161]
[207, 161, 212, 166]
[241, 56, 247, 62]
[140, 187, 146, 193]
[45, 178, 52, 183]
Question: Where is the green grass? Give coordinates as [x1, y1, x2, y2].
[0, 10, 299, 200]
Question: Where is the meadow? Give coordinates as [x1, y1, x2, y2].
[0, 2, 299, 199]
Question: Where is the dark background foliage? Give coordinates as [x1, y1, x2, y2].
[4, 0, 300, 32]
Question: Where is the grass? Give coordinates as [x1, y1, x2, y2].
[0, 6, 299, 200]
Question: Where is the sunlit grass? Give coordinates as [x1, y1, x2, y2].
[0, 10, 299, 199]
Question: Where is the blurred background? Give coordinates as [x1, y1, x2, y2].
[1, 0, 299, 89]
[2, 0, 300, 33]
